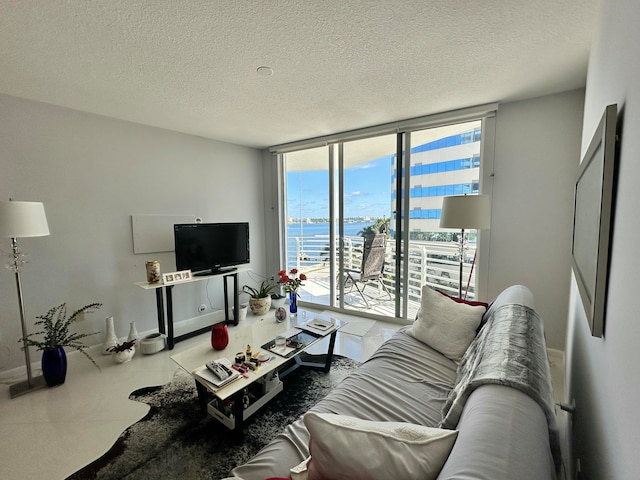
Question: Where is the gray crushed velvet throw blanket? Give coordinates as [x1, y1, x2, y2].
[440, 303, 561, 472]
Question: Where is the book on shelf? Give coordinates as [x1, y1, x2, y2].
[194, 358, 240, 389]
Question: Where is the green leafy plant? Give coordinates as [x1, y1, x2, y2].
[23, 302, 102, 369]
[242, 280, 278, 299]
[358, 217, 390, 237]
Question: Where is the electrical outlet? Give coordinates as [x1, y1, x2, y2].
[198, 304, 207, 313]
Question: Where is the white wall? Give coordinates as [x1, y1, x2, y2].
[0, 93, 265, 373]
[566, 1, 640, 478]
[489, 90, 584, 350]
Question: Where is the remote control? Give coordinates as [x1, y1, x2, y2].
[206, 361, 229, 381]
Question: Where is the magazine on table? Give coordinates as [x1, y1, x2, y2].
[298, 316, 337, 336]
[194, 358, 240, 389]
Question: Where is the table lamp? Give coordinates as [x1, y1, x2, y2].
[439, 194, 490, 298]
[0, 200, 50, 398]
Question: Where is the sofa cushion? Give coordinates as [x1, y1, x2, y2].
[303, 412, 458, 480]
[407, 285, 485, 362]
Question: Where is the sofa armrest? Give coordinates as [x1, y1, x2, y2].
[437, 384, 557, 480]
[483, 284, 535, 323]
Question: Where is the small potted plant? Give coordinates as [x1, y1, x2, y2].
[270, 277, 287, 309]
[242, 280, 278, 316]
[23, 302, 102, 387]
[108, 339, 136, 363]
[270, 292, 286, 309]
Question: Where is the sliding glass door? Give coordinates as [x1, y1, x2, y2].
[405, 121, 483, 304]
[282, 146, 333, 305]
[280, 116, 487, 321]
[339, 135, 397, 317]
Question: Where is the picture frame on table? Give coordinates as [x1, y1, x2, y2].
[163, 270, 192, 285]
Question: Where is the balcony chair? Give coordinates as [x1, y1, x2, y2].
[341, 233, 392, 308]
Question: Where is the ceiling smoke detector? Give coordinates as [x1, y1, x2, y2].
[257, 66, 274, 76]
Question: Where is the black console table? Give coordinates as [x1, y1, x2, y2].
[135, 267, 248, 349]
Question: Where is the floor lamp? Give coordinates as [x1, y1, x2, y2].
[439, 194, 490, 299]
[0, 200, 50, 398]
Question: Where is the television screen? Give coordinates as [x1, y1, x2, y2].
[174, 222, 250, 275]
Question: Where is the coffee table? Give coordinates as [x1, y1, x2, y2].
[170, 311, 343, 431]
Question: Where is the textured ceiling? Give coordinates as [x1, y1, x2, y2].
[0, 0, 599, 149]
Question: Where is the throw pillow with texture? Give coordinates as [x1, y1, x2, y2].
[436, 289, 490, 332]
[303, 412, 458, 480]
[407, 285, 485, 362]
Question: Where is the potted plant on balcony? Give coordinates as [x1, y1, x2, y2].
[242, 280, 278, 316]
[23, 302, 102, 387]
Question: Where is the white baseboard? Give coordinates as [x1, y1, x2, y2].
[0, 310, 228, 384]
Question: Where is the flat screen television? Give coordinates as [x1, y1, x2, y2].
[174, 222, 250, 275]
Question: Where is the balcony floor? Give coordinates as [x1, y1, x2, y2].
[297, 269, 421, 321]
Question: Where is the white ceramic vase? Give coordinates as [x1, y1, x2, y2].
[127, 321, 139, 345]
[103, 316, 118, 354]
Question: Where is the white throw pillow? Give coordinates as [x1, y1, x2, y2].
[407, 285, 485, 362]
[303, 412, 458, 480]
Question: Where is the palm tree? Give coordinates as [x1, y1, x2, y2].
[358, 217, 390, 237]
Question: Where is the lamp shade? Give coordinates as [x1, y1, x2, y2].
[0, 201, 50, 238]
[439, 195, 491, 229]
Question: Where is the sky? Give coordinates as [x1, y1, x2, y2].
[286, 155, 393, 220]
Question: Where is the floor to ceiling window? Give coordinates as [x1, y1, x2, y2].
[282, 145, 332, 305]
[275, 107, 494, 322]
[402, 121, 483, 303]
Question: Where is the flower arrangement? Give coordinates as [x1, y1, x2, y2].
[278, 268, 307, 295]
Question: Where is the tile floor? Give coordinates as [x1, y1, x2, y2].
[0, 309, 401, 480]
[0, 309, 565, 480]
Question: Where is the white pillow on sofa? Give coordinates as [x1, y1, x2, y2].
[303, 412, 457, 480]
[407, 285, 485, 362]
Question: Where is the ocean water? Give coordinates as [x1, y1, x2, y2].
[287, 221, 371, 237]
[286, 221, 372, 266]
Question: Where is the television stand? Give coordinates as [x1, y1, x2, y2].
[135, 266, 249, 349]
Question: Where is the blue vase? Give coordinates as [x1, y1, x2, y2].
[42, 346, 67, 387]
[289, 292, 298, 315]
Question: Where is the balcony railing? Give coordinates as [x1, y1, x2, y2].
[286, 235, 478, 311]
